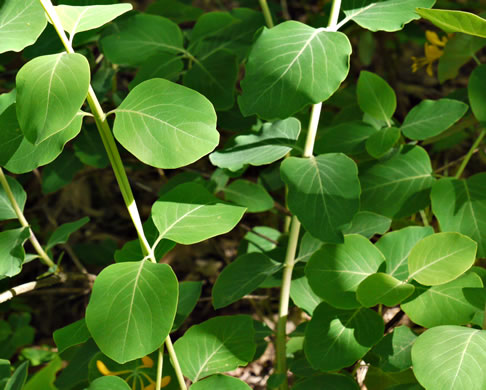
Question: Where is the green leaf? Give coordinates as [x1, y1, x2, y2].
[0, 90, 16, 115]
[88, 376, 131, 390]
[281, 154, 360, 243]
[0, 228, 30, 279]
[210, 118, 301, 172]
[173, 281, 203, 331]
[304, 302, 384, 371]
[412, 326, 486, 390]
[357, 71, 396, 125]
[146, 0, 203, 24]
[24, 356, 62, 390]
[41, 149, 83, 194]
[213, 253, 282, 309]
[343, 211, 391, 238]
[306, 234, 385, 309]
[408, 232, 477, 286]
[401, 99, 468, 140]
[53, 318, 91, 354]
[85, 261, 178, 363]
[342, 0, 435, 32]
[431, 174, 486, 258]
[0, 176, 26, 221]
[401, 272, 483, 327]
[4, 361, 28, 390]
[0, 104, 23, 167]
[101, 14, 183, 66]
[416, 8, 486, 38]
[295, 232, 323, 263]
[468, 64, 486, 122]
[365, 367, 420, 390]
[190, 375, 251, 389]
[16, 53, 89, 144]
[222, 180, 273, 213]
[290, 276, 324, 315]
[46, 216, 89, 250]
[174, 315, 256, 382]
[376, 226, 434, 281]
[151, 182, 245, 245]
[357, 273, 415, 307]
[359, 145, 435, 218]
[0, 0, 47, 53]
[113, 79, 219, 169]
[131, 52, 183, 89]
[365, 127, 400, 158]
[239, 21, 351, 120]
[73, 125, 109, 169]
[293, 373, 359, 390]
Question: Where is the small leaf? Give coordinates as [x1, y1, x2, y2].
[46, 216, 89, 250]
[343, 211, 391, 238]
[222, 180, 273, 213]
[412, 326, 486, 390]
[314, 121, 378, 155]
[365, 127, 400, 158]
[357, 273, 415, 307]
[190, 374, 251, 390]
[468, 64, 486, 122]
[16, 53, 90, 144]
[401, 99, 468, 140]
[53, 318, 91, 354]
[0, 176, 26, 221]
[0, 0, 47, 53]
[213, 253, 282, 309]
[290, 276, 324, 315]
[88, 376, 131, 390]
[408, 232, 477, 286]
[357, 71, 396, 124]
[41, 149, 83, 194]
[416, 8, 486, 38]
[113, 79, 219, 169]
[24, 356, 62, 390]
[173, 281, 203, 331]
[174, 315, 256, 382]
[85, 261, 178, 363]
[0, 228, 30, 279]
[4, 361, 28, 390]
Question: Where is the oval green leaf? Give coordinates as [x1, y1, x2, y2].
[0, 176, 26, 221]
[88, 376, 131, 390]
[416, 8, 486, 38]
[293, 373, 359, 390]
[365, 127, 400, 158]
[190, 375, 251, 390]
[468, 64, 486, 123]
[222, 180, 273, 213]
[357, 71, 396, 125]
[4, 361, 28, 390]
[357, 273, 415, 307]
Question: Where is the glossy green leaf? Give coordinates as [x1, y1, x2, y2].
[210, 118, 301, 172]
[0, 176, 26, 221]
[376, 226, 434, 281]
[306, 234, 385, 309]
[357, 71, 396, 125]
[416, 8, 486, 38]
[131, 52, 183, 89]
[24, 356, 62, 390]
[88, 376, 131, 390]
[408, 232, 477, 286]
[360, 145, 435, 217]
[0, 0, 47, 53]
[41, 149, 83, 194]
[173, 281, 203, 331]
[4, 361, 28, 390]
[0, 90, 16, 115]
[343, 211, 391, 238]
[46, 216, 89, 250]
[304, 302, 384, 371]
[190, 374, 251, 389]
[357, 273, 415, 307]
[113, 79, 218, 169]
[342, 0, 435, 32]
[152, 182, 245, 245]
[239, 21, 351, 120]
[213, 253, 281, 309]
[0, 228, 29, 279]
[366, 127, 400, 158]
[85, 261, 178, 363]
[314, 121, 378, 155]
[412, 326, 486, 390]
[223, 180, 273, 213]
[174, 315, 255, 382]
[468, 64, 486, 122]
[281, 154, 360, 243]
[147, 0, 203, 24]
[401, 99, 468, 140]
[431, 174, 486, 257]
[290, 276, 324, 315]
[101, 14, 183, 66]
[16, 53, 89, 144]
[293, 373, 359, 390]
[402, 272, 483, 328]
[53, 318, 90, 354]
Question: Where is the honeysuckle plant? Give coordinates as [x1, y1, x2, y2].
[0, 0, 485, 389]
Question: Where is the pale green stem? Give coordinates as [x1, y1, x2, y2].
[156, 346, 164, 390]
[455, 128, 485, 179]
[419, 210, 429, 227]
[0, 168, 55, 269]
[259, 0, 274, 28]
[483, 303, 486, 330]
[165, 336, 187, 390]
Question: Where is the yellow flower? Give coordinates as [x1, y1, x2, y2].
[411, 30, 449, 76]
[141, 356, 154, 368]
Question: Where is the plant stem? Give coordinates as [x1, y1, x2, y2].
[165, 336, 187, 390]
[156, 345, 164, 390]
[259, 0, 274, 28]
[454, 128, 485, 179]
[0, 168, 55, 269]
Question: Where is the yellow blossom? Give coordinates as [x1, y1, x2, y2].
[141, 356, 154, 368]
[411, 30, 449, 76]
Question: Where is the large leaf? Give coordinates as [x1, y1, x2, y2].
[357, 71, 396, 125]
[222, 180, 273, 213]
[24, 356, 62, 390]
[151, 182, 245, 245]
[53, 318, 91, 354]
[174, 315, 255, 382]
[101, 14, 183, 66]
[147, 0, 203, 24]
[342, 0, 435, 32]
[0, 176, 26, 221]
[407, 232, 477, 286]
[431, 174, 486, 257]
[16, 53, 90, 144]
[0, 228, 30, 279]
[209, 118, 301, 172]
[402, 272, 483, 327]
[239, 21, 351, 120]
[54, 4, 132, 36]
[190, 375, 251, 390]
[468, 64, 486, 123]
[416, 8, 486, 38]
[359, 145, 435, 218]
[212, 253, 281, 309]
[306, 234, 385, 309]
[314, 121, 378, 155]
[293, 374, 359, 390]
[0, 0, 47, 53]
[401, 99, 468, 140]
[113, 79, 219, 169]
[412, 326, 486, 390]
[357, 273, 415, 307]
[88, 376, 131, 390]
[85, 261, 178, 363]
[131, 52, 183, 89]
[304, 302, 384, 371]
[281, 154, 360, 243]
[343, 211, 391, 238]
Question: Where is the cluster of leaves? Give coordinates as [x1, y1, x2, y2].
[0, 0, 486, 389]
